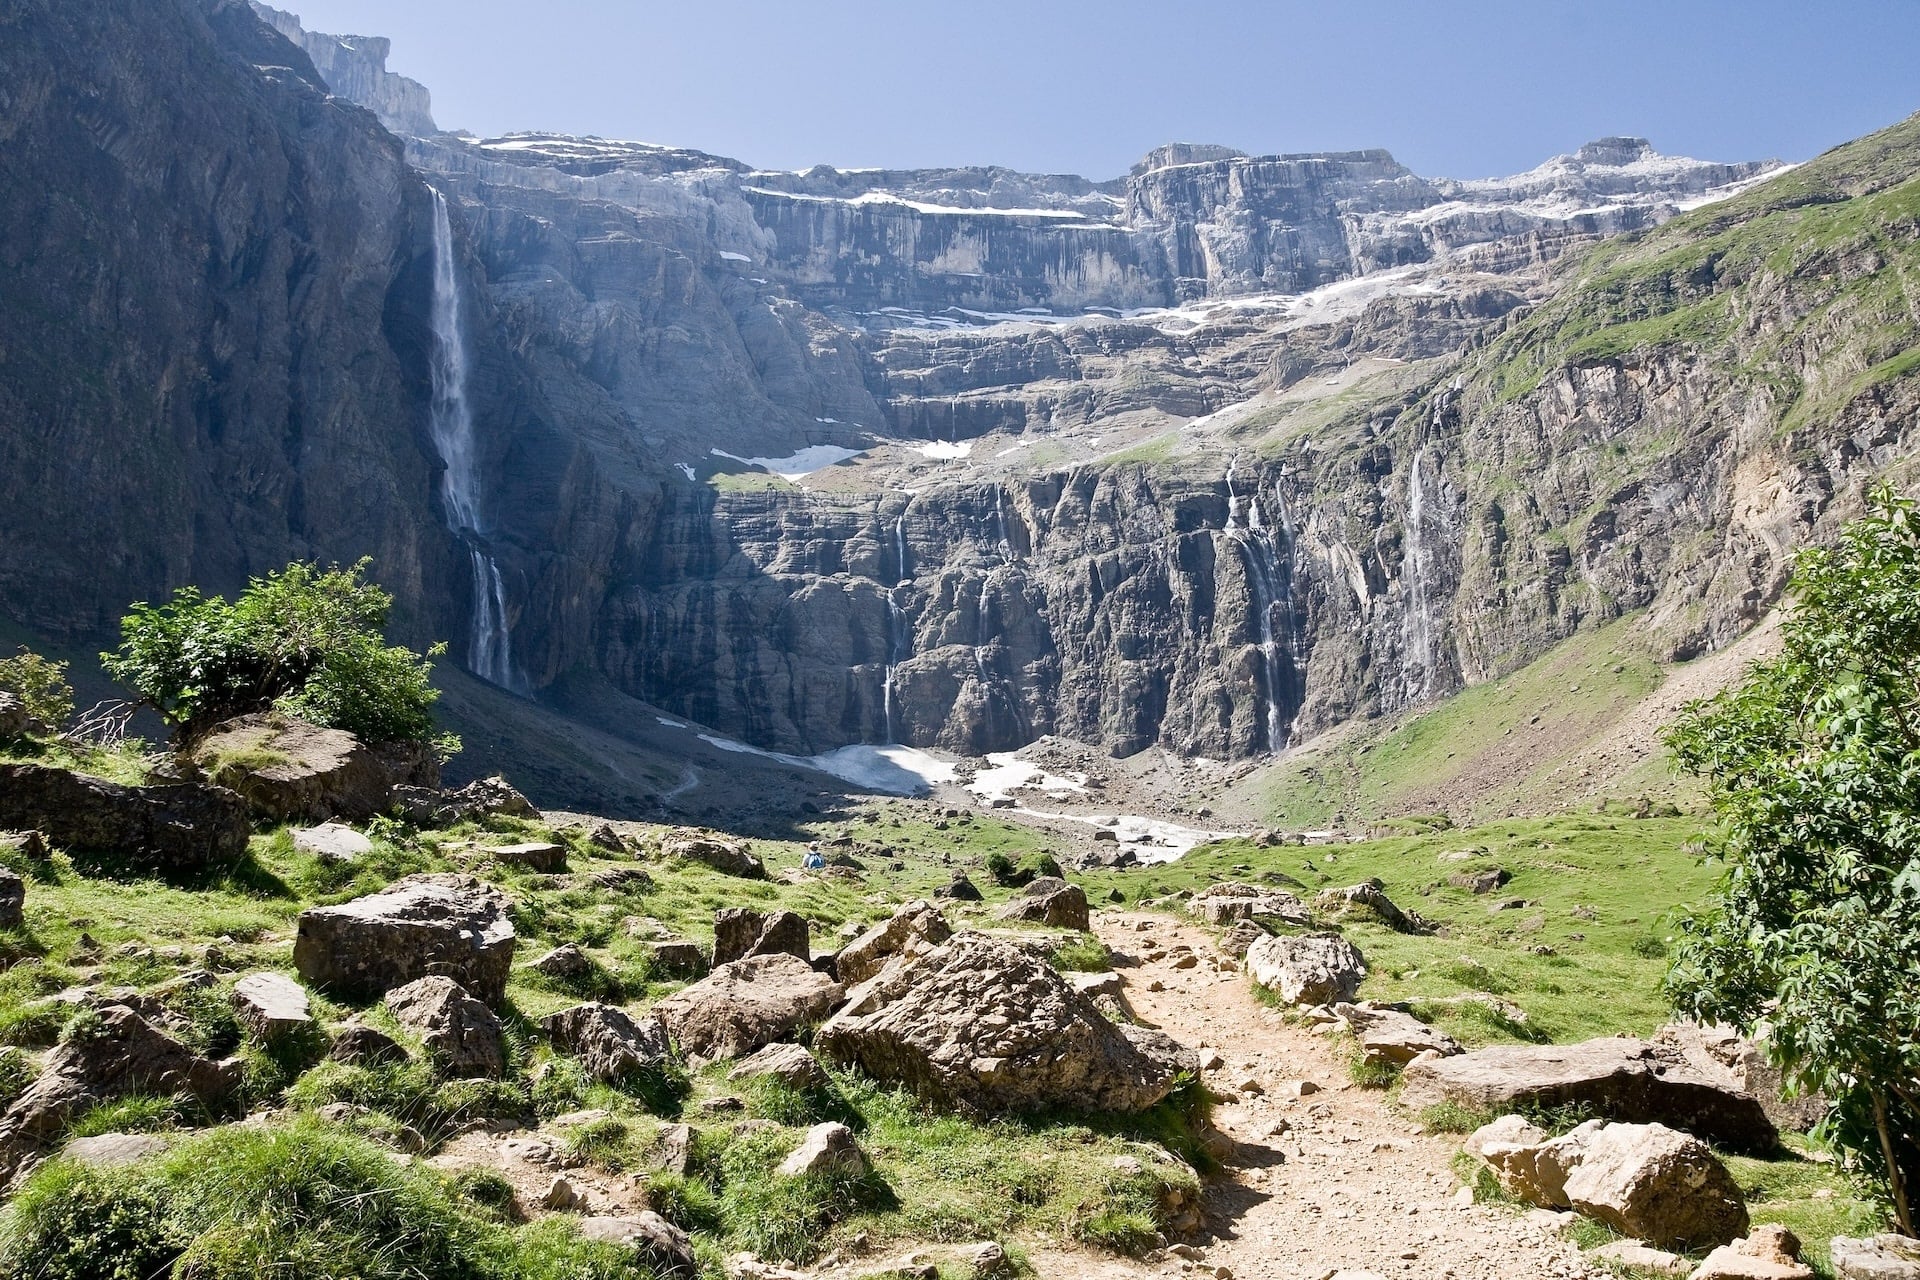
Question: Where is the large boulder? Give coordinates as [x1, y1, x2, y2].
[391, 776, 538, 825]
[653, 953, 843, 1066]
[1830, 1234, 1920, 1280]
[292, 874, 515, 1006]
[1399, 1036, 1778, 1153]
[0, 763, 250, 869]
[834, 900, 952, 986]
[664, 832, 764, 879]
[1246, 933, 1366, 1006]
[1654, 1022, 1826, 1133]
[994, 877, 1090, 931]
[1563, 1122, 1749, 1250]
[1334, 1002, 1461, 1064]
[187, 712, 436, 823]
[1468, 1116, 1592, 1208]
[712, 908, 810, 967]
[815, 931, 1190, 1117]
[542, 1003, 675, 1083]
[0, 692, 29, 739]
[1189, 882, 1309, 926]
[384, 976, 506, 1079]
[728, 1042, 832, 1092]
[1313, 880, 1434, 934]
[0, 1005, 238, 1181]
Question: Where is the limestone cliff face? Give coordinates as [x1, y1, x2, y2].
[250, 3, 437, 136]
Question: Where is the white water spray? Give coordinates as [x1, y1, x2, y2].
[427, 188, 522, 692]
[1402, 447, 1437, 701]
[1225, 459, 1290, 751]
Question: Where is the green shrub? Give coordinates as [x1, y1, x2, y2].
[102, 559, 457, 754]
[0, 647, 73, 731]
[1047, 936, 1112, 974]
[0, 1159, 182, 1279]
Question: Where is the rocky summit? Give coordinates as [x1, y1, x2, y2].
[0, 3, 1913, 1278]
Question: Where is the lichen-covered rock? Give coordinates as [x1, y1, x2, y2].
[653, 953, 843, 1066]
[542, 1002, 674, 1083]
[993, 877, 1090, 931]
[385, 976, 506, 1079]
[712, 908, 810, 967]
[665, 833, 764, 879]
[391, 776, 538, 825]
[1245, 933, 1366, 1006]
[1562, 1122, 1749, 1250]
[188, 712, 436, 823]
[1399, 1036, 1778, 1153]
[815, 931, 1189, 1116]
[834, 900, 951, 986]
[293, 874, 515, 1006]
[1189, 882, 1309, 926]
[1313, 880, 1434, 934]
[0, 763, 250, 869]
[0, 1005, 238, 1181]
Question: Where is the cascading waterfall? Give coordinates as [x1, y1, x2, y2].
[427, 188, 522, 693]
[1401, 447, 1437, 701]
[992, 487, 1014, 563]
[883, 504, 913, 742]
[1225, 459, 1290, 751]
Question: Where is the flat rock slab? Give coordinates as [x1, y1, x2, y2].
[63, 1131, 171, 1168]
[231, 972, 313, 1040]
[293, 874, 515, 1006]
[487, 842, 566, 872]
[293, 822, 373, 863]
[1399, 1036, 1778, 1153]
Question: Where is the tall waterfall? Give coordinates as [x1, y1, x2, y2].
[1401, 447, 1437, 701]
[1226, 459, 1291, 751]
[427, 188, 522, 693]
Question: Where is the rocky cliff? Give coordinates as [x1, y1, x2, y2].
[249, 3, 437, 136]
[1, 2, 1914, 796]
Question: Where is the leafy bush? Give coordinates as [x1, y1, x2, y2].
[1047, 935, 1112, 973]
[101, 559, 456, 753]
[0, 647, 73, 732]
[1666, 487, 1920, 1235]
[0, 1159, 182, 1279]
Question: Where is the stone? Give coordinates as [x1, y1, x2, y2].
[653, 953, 844, 1066]
[392, 776, 539, 826]
[728, 1042, 832, 1092]
[1471, 1117, 1600, 1208]
[776, 1121, 869, 1177]
[1188, 882, 1309, 926]
[712, 908, 810, 967]
[576, 1213, 696, 1278]
[586, 822, 627, 853]
[1313, 880, 1434, 934]
[530, 944, 595, 983]
[1245, 933, 1366, 1006]
[1217, 920, 1266, 957]
[541, 1003, 675, 1083]
[939, 873, 983, 901]
[1561, 1122, 1749, 1250]
[62, 1131, 171, 1168]
[815, 931, 1190, 1116]
[1398, 1036, 1778, 1153]
[293, 874, 515, 1006]
[966, 1241, 1013, 1279]
[834, 900, 952, 986]
[993, 876, 1090, 931]
[0, 692, 28, 739]
[1655, 1022, 1826, 1132]
[1830, 1234, 1920, 1280]
[0, 868, 22, 930]
[1334, 1002, 1461, 1064]
[292, 822, 373, 863]
[655, 1122, 694, 1175]
[1073, 971, 1125, 999]
[329, 1022, 408, 1066]
[1591, 1242, 1690, 1275]
[645, 939, 707, 978]
[1690, 1225, 1814, 1279]
[187, 712, 436, 823]
[665, 833, 765, 879]
[0, 763, 251, 869]
[487, 842, 566, 873]
[230, 971, 314, 1041]
[1447, 867, 1511, 894]
[0, 1005, 238, 1181]
[384, 976, 506, 1079]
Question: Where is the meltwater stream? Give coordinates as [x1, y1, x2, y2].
[428, 189, 522, 693]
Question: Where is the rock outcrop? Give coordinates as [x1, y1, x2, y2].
[1189, 882, 1309, 926]
[815, 931, 1189, 1116]
[712, 908, 810, 967]
[834, 900, 953, 986]
[653, 954, 843, 1066]
[385, 975, 507, 1078]
[189, 713, 437, 823]
[1245, 933, 1366, 1006]
[541, 1003, 675, 1083]
[293, 875, 516, 1006]
[1400, 1037, 1778, 1153]
[0, 763, 252, 869]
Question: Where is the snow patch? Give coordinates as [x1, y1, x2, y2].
[694, 734, 954, 795]
[967, 754, 1088, 803]
[718, 250, 751, 262]
[711, 445, 864, 477]
[674, 463, 696, 482]
[655, 716, 688, 729]
[917, 441, 974, 460]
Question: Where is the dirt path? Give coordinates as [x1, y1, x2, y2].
[1022, 911, 1605, 1280]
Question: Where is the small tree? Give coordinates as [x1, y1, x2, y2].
[102, 560, 456, 755]
[0, 647, 74, 731]
[1665, 486, 1920, 1236]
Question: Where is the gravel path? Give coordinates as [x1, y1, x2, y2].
[1020, 911, 1608, 1280]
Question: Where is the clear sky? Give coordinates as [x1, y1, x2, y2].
[280, 0, 1920, 179]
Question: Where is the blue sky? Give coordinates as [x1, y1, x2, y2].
[282, 1, 1920, 178]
